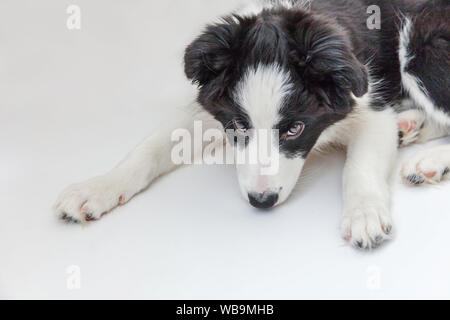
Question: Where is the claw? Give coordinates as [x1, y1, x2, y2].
[406, 174, 425, 185]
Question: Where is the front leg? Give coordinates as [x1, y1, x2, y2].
[341, 108, 398, 249]
[55, 102, 222, 223]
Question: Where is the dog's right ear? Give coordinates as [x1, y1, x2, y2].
[184, 17, 242, 87]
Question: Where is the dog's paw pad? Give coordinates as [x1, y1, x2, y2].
[398, 120, 416, 133]
[397, 109, 425, 147]
[118, 195, 126, 205]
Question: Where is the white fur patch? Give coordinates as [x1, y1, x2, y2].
[233, 64, 303, 205]
[234, 63, 292, 129]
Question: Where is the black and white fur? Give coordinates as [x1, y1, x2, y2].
[55, 0, 450, 250]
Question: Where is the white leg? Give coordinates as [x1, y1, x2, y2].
[341, 108, 398, 249]
[55, 102, 222, 223]
[401, 144, 450, 185]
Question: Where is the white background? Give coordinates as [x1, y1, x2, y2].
[1, 0, 450, 299]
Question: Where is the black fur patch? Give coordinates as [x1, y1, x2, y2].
[403, 0, 450, 115]
[183, 0, 450, 158]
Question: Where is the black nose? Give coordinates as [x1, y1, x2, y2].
[248, 192, 279, 209]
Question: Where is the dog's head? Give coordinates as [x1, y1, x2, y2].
[184, 8, 368, 209]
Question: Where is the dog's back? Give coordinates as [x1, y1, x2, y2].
[399, 0, 450, 123]
[310, 0, 449, 113]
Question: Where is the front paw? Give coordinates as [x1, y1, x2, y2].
[54, 175, 128, 223]
[401, 147, 450, 186]
[341, 201, 393, 250]
[397, 109, 425, 147]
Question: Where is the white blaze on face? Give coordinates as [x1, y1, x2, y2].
[235, 63, 292, 129]
[233, 63, 306, 207]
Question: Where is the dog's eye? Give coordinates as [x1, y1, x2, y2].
[285, 121, 305, 140]
[233, 120, 248, 134]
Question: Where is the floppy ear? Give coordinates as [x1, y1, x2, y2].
[332, 52, 369, 98]
[311, 50, 369, 110]
[184, 17, 242, 87]
[291, 17, 369, 107]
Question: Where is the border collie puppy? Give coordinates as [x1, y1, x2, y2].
[55, 0, 449, 250]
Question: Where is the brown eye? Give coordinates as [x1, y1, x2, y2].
[285, 121, 305, 140]
[233, 119, 248, 134]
